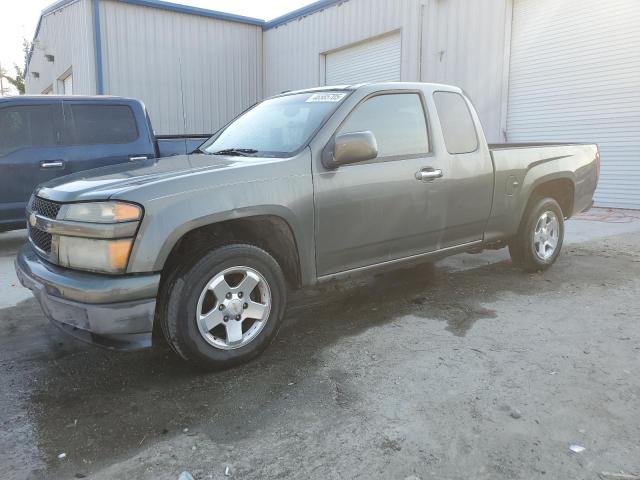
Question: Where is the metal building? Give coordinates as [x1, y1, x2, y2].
[27, 0, 263, 135]
[25, 0, 640, 209]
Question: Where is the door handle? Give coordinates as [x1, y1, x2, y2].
[415, 168, 443, 182]
[129, 155, 148, 161]
[40, 160, 64, 169]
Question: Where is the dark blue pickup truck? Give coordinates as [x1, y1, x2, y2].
[0, 96, 210, 232]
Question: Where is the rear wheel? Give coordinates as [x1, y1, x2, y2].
[509, 197, 564, 272]
[159, 244, 286, 369]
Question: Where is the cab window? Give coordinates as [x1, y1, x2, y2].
[337, 93, 430, 159]
[433, 91, 478, 154]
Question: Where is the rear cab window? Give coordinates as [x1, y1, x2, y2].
[0, 105, 58, 156]
[338, 93, 430, 159]
[433, 91, 478, 154]
[63, 104, 139, 145]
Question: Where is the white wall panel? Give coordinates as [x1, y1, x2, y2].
[99, 0, 262, 135]
[508, 0, 640, 209]
[25, 0, 96, 95]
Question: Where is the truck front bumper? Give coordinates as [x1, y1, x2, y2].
[15, 244, 160, 351]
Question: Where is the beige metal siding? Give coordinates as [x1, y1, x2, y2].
[263, 0, 511, 142]
[98, 0, 262, 135]
[421, 0, 512, 144]
[508, 0, 640, 209]
[25, 0, 96, 95]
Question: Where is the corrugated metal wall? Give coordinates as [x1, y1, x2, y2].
[508, 0, 640, 209]
[421, 0, 512, 144]
[25, 0, 96, 95]
[263, 0, 511, 143]
[99, 0, 263, 135]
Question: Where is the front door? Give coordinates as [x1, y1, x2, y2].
[313, 91, 448, 276]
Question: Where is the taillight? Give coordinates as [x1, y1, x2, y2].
[595, 148, 601, 182]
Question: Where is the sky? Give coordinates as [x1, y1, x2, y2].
[0, 0, 316, 95]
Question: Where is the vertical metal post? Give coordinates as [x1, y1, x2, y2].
[94, 0, 104, 94]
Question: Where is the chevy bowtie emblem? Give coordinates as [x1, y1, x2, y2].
[29, 212, 37, 227]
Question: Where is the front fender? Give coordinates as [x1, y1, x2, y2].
[151, 204, 308, 274]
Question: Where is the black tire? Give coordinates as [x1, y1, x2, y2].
[508, 197, 564, 272]
[158, 243, 286, 369]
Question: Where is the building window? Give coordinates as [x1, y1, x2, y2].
[58, 69, 73, 95]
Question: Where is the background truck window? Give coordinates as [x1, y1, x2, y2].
[0, 105, 57, 156]
[65, 104, 138, 145]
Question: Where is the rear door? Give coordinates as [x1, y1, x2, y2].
[432, 91, 494, 246]
[313, 91, 448, 276]
[0, 101, 66, 225]
[61, 100, 156, 173]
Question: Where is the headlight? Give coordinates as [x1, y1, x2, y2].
[52, 201, 142, 274]
[60, 202, 142, 223]
[57, 237, 134, 274]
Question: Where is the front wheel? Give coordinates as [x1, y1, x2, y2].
[509, 197, 564, 272]
[159, 244, 287, 369]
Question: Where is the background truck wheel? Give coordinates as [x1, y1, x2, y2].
[509, 197, 564, 272]
[159, 244, 287, 369]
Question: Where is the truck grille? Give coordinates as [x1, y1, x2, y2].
[28, 224, 53, 253]
[30, 196, 62, 219]
[28, 197, 61, 254]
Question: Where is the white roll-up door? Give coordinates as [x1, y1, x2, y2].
[325, 33, 401, 86]
[507, 0, 640, 209]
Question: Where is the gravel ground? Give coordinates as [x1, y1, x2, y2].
[1, 210, 639, 480]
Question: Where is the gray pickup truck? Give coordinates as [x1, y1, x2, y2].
[15, 82, 599, 368]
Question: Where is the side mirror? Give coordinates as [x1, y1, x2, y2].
[323, 131, 378, 169]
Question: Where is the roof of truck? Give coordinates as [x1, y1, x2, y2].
[0, 96, 145, 107]
[1, 95, 135, 101]
[274, 82, 462, 98]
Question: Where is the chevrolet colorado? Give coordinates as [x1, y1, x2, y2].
[15, 83, 599, 368]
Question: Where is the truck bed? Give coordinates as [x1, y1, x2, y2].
[483, 142, 599, 243]
[488, 142, 592, 150]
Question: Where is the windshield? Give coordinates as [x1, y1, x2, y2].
[199, 91, 348, 157]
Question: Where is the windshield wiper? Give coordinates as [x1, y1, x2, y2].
[191, 147, 209, 154]
[211, 148, 258, 157]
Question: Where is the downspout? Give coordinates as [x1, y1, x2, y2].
[93, 0, 104, 94]
[418, 2, 426, 81]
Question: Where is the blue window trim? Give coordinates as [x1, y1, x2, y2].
[26, 0, 346, 90]
[263, 0, 342, 30]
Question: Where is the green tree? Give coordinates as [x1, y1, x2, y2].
[0, 38, 31, 95]
[2, 65, 26, 94]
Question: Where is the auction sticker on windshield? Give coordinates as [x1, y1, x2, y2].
[306, 93, 347, 102]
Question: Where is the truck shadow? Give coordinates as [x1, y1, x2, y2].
[4, 248, 614, 477]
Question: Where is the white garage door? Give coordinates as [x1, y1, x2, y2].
[507, 0, 640, 209]
[325, 33, 401, 86]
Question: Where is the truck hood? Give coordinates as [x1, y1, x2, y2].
[36, 154, 265, 203]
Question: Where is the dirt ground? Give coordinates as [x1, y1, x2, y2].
[1, 212, 639, 480]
